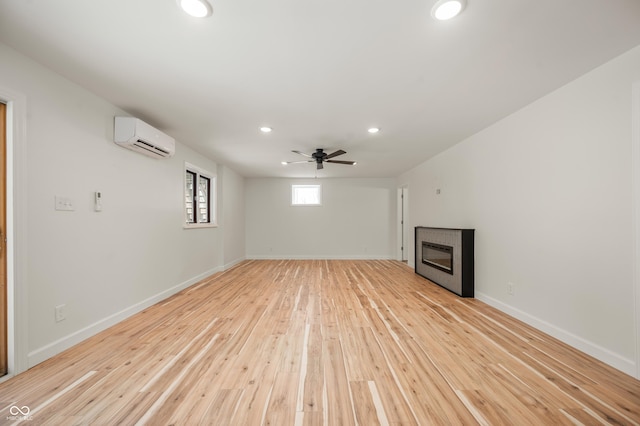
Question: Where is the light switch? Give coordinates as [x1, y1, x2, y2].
[55, 196, 75, 211]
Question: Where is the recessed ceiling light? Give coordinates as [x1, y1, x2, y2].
[177, 0, 213, 18]
[431, 0, 466, 20]
[368, 127, 380, 134]
[281, 161, 288, 165]
[260, 126, 273, 133]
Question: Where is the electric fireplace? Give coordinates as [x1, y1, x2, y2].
[415, 227, 474, 297]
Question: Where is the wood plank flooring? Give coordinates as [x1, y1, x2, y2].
[0, 259, 639, 425]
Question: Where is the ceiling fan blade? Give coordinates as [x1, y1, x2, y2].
[285, 160, 314, 164]
[324, 149, 346, 160]
[317, 162, 323, 170]
[326, 160, 356, 165]
[292, 150, 312, 158]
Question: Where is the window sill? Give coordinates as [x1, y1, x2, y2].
[184, 223, 218, 229]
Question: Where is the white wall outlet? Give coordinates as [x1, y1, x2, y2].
[55, 304, 67, 322]
[55, 196, 75, 211]
[507, 282, 515, 296]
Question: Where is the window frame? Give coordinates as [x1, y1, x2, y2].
[184, 162, 217, 229]
[291, 184, 322, 206]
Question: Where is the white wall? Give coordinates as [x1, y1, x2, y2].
[246, 178, 396, 259]
[398, 44, 640, 375]
[0, 42, 232, 371]
[221, 165, 246, 269]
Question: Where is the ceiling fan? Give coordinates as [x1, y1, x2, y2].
[283, 148, 357, 170]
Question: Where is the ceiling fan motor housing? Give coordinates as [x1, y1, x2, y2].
[312, 149, 326, 163]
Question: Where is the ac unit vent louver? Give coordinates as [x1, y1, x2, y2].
[114, 117, 175, 158]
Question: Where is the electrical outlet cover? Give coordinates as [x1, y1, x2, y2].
[55, 304, 66, 322]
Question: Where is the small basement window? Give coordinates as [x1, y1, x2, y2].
[185, 162, 216, 228]
[292, 184, 321, 206]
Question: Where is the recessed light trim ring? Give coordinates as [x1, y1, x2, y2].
[431, 0, 466, 20]
[177, 0, 213, 18]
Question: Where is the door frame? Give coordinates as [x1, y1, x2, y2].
[1, 102, 6, 375]
[632, 82, 640, 380]
[0, 86, 28, 379]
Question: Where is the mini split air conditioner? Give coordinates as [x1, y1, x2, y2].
[114, 116, 175, 158]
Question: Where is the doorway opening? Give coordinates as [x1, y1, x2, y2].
[397, 186, 409, 263]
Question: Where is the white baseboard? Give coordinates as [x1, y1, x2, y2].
[27, 266, 221, 368]
[476, 292, 637, 377]
[247, 254, 392, 260]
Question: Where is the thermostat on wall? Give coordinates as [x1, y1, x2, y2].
[95, 191, 102, 212]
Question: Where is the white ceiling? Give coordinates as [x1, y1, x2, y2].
[1, 0, 640, 178]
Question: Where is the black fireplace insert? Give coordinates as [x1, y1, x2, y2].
[422, 241, 454, 275]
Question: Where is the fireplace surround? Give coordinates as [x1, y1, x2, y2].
[415, 227, 474, 297]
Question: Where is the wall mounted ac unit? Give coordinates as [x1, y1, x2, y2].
[114, 116, 175, 158]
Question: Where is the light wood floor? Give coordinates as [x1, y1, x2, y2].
[1, 260, 639, 425]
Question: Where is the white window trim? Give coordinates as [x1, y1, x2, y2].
[291, 184, 322, 206]
[184, 162, 217, 229]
